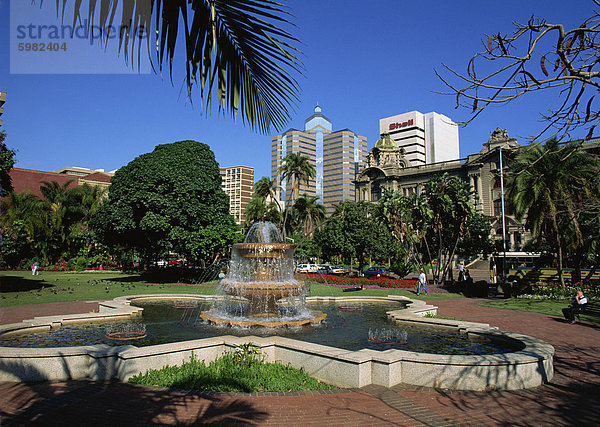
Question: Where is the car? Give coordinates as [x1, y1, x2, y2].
[329, 265, 350, 276]
[316, 264, 334, 275]
[362, 266, 391, 278]
[296, 263, 319, 273]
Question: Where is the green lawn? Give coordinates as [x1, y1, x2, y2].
[0, 271, 218, 307]
[0, 270, 463, 307]
[479, 298, 599, 323]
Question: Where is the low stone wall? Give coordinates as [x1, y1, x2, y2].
[0, 295, 554, 390]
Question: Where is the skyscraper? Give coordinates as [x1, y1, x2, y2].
[271, 106, 367, 212]
[379, 111, 459, 166]
[220, 166, 254, 225]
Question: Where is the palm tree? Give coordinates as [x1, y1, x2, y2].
[293, 195, 326, 238]
[244, 195, 268, 226]
[254, 177, 282, 215]
[0, 191, 49, 259]
[507, 139, 600, 287]
[278, 152, 316, 238]
[50, 0, 302, 133]
[278, 153, 316, 206]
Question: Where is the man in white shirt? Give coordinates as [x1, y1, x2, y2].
[562, 290, 588, 324]
[417, 269, 428, 295]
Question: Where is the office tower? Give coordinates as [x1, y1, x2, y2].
[220, 166, 254, 225]
[379, 111, 459, 165]
[271, 106, 367, 212]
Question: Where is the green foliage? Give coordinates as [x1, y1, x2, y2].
[53, 1, 303, 133]
[291, 195, 326, 238]
[0, 180, 107, 266]
[314, 201, 395, 270]
[0, 130, 16, 196]
[456, 212, 494, 257]
[91, 141, 238, 265]
[128, 344, 336, 393]
[507, 139, 600, 286]
[380, 173, 475, 283]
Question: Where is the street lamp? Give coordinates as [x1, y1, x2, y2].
[498, 145, 508, 282]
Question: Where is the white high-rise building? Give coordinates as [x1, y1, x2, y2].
[379, 111, 459, 166]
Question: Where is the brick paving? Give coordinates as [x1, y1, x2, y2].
[0, 297, 599, 425]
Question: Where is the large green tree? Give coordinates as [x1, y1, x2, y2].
[380, 173, 475, 283]
[91, 140, 237, 266]
[507, 139, 600, 286]
[48, 0, 302, 133]
[314, 201, 393, 272]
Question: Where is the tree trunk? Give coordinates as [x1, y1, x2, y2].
[552, 212, 565, 288]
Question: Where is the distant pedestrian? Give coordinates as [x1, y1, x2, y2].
[218, 270, 226, 279]
[458, 261, 465, 281]
[417, 269, 428, 295]
[31, 261, 39, 275]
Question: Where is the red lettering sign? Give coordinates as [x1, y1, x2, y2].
[388, 119, 414, 131]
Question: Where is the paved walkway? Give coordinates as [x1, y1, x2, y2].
[1, 297, 599, 426]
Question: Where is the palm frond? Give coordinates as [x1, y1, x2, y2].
[42, 0, 302, 133]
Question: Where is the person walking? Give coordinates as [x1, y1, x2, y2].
[31, 261, 39, 276]
[417, 269, 428, 295]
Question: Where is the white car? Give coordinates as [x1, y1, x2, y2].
[296, 264, 319, 273]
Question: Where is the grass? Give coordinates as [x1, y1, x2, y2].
[128, 343, 336, 393]
[306, 282, 464, 301]
[479, 298, 599, 323]
[0, 270, 217, 307]
[0, 270, 464, 307]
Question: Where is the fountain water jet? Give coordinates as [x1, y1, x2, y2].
[199, 221, 326, 328]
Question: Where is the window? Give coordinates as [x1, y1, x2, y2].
[371, 182, 381, 202]
[493, 199, 502, 216]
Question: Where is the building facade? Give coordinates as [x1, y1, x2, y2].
[220, 166, 254, 225]
[379, 111, 459, 166]
[0, 91, 5, 127]
[271, 106, 367, 212]
[356, 128, 527, 250]
[9, 166, 113, 199]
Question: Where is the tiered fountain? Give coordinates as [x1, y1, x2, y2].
[199, 221, 326, 328]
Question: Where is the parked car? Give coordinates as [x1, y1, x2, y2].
[362, 266, 391, 278]
[296, 263, 319, 273]
[329, 265, 350, 276]
[316, 264, 334, 275]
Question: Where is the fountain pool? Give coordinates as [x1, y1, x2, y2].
[0, 299, 524, 355]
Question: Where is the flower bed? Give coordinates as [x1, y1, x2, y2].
[296, 273, 417, 289]
[525, 281, 600, 300]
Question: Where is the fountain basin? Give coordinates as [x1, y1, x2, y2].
[0, 294, 554, 390]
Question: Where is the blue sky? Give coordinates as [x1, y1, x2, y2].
[0, 0, 595, 180]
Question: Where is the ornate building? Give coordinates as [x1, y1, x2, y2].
[356, 128, 527, 250]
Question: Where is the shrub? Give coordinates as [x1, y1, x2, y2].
[128, 343, 336, 393]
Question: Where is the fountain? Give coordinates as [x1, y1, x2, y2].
[198, 221, 327, 328]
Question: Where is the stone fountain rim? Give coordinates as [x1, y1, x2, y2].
[0, 294, 555, 390]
